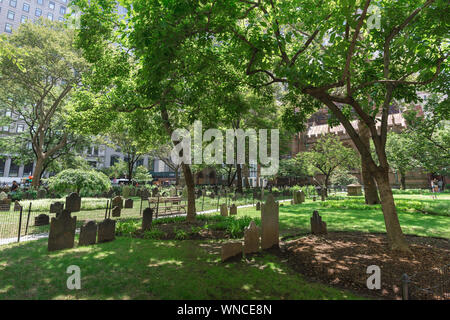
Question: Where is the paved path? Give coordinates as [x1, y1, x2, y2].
[0, 198, 292, 246]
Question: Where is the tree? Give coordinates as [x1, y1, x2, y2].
[276, 157, 309, 185]
[46, 169, 111, 195]
[134, 165, 153, 182]
[302, 134, 359, 198]
[0, 20, 89, 187]
[148, 0, 448, 251]
[385, 132, 419, 189]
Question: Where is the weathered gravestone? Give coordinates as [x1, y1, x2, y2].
[244, 220, 260, 254]
[112, 196, 123, 209]
[256, 201, 261, 211]
[0, 198, 11, 212]
[141, 189, 150, 199]
[35, 214, 50, 226]
[14, 200, 22, 212]
[310, 210, 327, 235]
[97, 218, 116, 243]
[209, 192, 215, 199]
[112, 206, 121, 217]
[221, 242, 243, 262]
[347, 184, 362, 196]
[48, 210, 76, 251]
[152, 188, 159, 197]
[290, 199, 294, 205]
[293, 190, 305, 204]
[142, 208, 153, 231]
[79, 220, 97, 246]
[37, 189, 47, 199]
[50, 201, 64, 214]
[65, 192, 81, 213]
[124, 198, 133, 209]
[261, 194, 279, 250]
[229, 204, 237, 216]
[220, 203, 228, 217]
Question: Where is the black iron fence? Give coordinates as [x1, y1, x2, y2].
[401, 264, 449, 300]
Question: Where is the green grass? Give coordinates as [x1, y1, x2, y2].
[0, 237, 361, 300]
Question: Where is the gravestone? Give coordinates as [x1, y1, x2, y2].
[229, 204, 237, 215]
[37, 189, 47, 199]
[124, 198, 133, 209]
[290, 199, 294, 205]
[293, 190, 305, 204]
[221, 242, 243, 262]
[35, 214, 50, 226]
[50, 201, 64, 214]
[14, 200, 22, 212]
[256, 202, 261, 211]
[78, 220, 97, 246]
[261, 194, 279, 250]
[0, 198, 11, 212]
[209, 192, 215, 199]
[65, 192, 81, 213]
[47, 210, 76, 252]
[347, 184, 362, 196]
[152, 188, 159, 197]
[142, 208, 153, 231]
[244, 220, 260, 254]
[112, 196, 123, 209]
[112, 206, 121, 217]
[310, 210, 327, 235]
[141, 189, 150, 199]
[97, 218, 116, 243]
[220, 203, 228, 217]
[107, 189, 114, 198]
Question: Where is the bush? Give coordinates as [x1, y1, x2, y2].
[143, 229, 166, 239]
[115, 220, 140, 237]
[46, 169, 111, 196]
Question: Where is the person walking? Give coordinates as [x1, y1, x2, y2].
[437, 179, 443, 192]
[431, 178, 438, 199]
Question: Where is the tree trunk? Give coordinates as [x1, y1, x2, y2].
[358, 120, 380, 205]
[175, 167, 179, 186]
[31, 156, 45, 188]
[236, 164, 243, 193]
[400, 171, 406, 190]
[374, 168, 410, 252]
[182, 163, 196, 223]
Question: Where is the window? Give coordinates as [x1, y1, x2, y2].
[23, 162, 33, 176]
[47, 12, 53, 21]
[49, 1, 55, 10]
[21, 15, 27, 23]
[9, 0, 17, 8]
[4, 23, 13, 33]
[23, 2, 30, 12]
[9, 159, 19, 177]
[16, 124, 24, 133]
[37, 0, 43, 5]
[58, 16, 64, 22]
[59, 6, 66, 14]
[110, 155, 120, 166]
[35, 8, 42, 16]
[0, 159, 5, 176]
[7, 10, 15, 20]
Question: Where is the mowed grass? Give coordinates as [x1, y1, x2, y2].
[0, 237, 361, 300]
[237, 195, 450, 239]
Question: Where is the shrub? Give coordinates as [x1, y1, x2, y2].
[46, 169, 111, 196]
[143, 229, 166, 239]
[116, 220, 140, 237]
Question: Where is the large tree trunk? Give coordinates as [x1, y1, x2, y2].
[358, 120, 380, 204]
[236, 164, 243, 193]
[182, 163, 196, 223]
[31, 156, 45, 188]
[374, 168, 410, 252]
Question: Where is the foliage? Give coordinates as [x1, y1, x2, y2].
[330, 168, 359, 186]
[134, 165, 152, 182]
[46, 169, 111, 195]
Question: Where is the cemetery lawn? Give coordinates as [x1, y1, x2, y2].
[0, 237, 362, 300]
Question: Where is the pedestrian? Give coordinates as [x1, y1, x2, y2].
[431, 178, 438, 199]
[437, 179, 443, 192]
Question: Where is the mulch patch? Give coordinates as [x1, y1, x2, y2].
[280, 231, 449, 300]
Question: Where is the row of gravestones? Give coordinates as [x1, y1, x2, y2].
[48, 209, 116, 251]
[110, 196, 134, 218]
[219, 203, 237, 217]
[221, 194, 279, 262]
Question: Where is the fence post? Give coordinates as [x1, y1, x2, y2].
[202, 189, 205, 212]
[17, 206, 23, 243]
[401, 273, 410, 300]
[216, 193, 220, 213]
[25, 202, 32, 235]
[105, 200, 109, 220]
[139, 197, 143, 216]
[156, 196, 160, 219]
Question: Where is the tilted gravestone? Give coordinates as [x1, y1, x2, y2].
[65, 192, 81, 213]
[97, 219, 116, 243]
[310, 210, 327, 235]
[35, 214, 50, 226]
[244, 220, 260, 254]
[220, 203, 228, 217]
[14, 200, 22, 212]
[142, 208, 154, 231]
[112, 206, 121, 217]
[112, 196, 123, 209]
[256, 201, 261, 211]
[79, 220, 97, 246]
[229, 204, 237, 215]
[124, 198, 133, 209]
[48, 210, 76, 252]
[261, 194, 279, 250]
[50, 201, 64, 214]
[221, 242, 243, 262]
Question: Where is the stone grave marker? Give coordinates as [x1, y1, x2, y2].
[35, 214, 50, 226]
[141, 189, 150, 199]
[50, 201, 64, 214]
[310, 210, 327, 235]
[256, 201, 261, 211]
[142, 208, 153, 231]
[79, 220, 97, 246]
[244, 220, 260, 254]
[14, 200, 22, 212]
[97, 218, 116, 243]
[48, 210, 76, 252]
[229, 204, 237, 215]
[112, 196, 123, 209]
[221, 242, 243, 262]
[0, 198, 11, 212]
[37, 189, 47, 199]
[124, 198, 133, 209]
[220, 203, 228, 217]
[261, 194, 279, 250]
[65, 192, 81, 213]
[112, 206, 121, 217]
